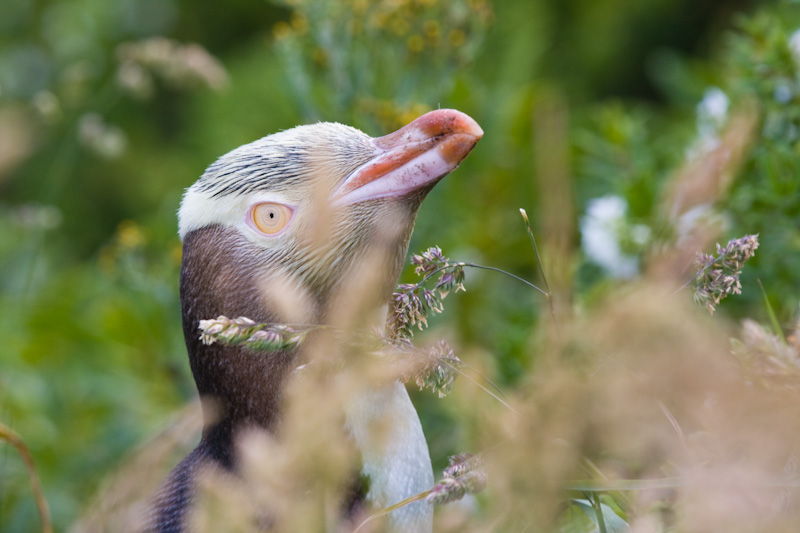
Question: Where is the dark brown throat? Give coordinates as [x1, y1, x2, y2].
[180, 226, 304, 464]
[178, 205, 421, 465]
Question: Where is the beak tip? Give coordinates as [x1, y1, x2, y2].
[424, 109, 483, 164]
[422, 108, 484, 140]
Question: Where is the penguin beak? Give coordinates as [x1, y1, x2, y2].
[334, 109, 483, 206]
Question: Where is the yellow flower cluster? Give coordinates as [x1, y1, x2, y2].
[273, 12, 308, 40]
[269, 0, 491, 122]
[117, 220, 145, 249]
[271, 0, 492, 57]
[357, 98, 431, 132]
[98, 220, 147, 273]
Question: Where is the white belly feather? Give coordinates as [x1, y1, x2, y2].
[344, 380, 434, 532]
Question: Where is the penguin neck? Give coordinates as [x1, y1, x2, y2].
[178, 222, 414, 468]
[180, 226, 308, 461]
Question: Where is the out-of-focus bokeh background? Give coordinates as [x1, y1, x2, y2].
[4, 0, 800, 530]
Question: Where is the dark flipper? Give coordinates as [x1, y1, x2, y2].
[147, 445, 210, 532]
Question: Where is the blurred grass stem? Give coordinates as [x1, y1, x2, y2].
[351, 490, 430, 533]
[443, 359, 518, 414]
[569, 474, 800, 491]
[520, 208, 559, 333]
[412, 263, 547, 296]
[0, 422, 52, 533]
[758, 279, 786, 344]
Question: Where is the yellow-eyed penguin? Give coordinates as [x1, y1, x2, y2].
[149, 109, 483, 531]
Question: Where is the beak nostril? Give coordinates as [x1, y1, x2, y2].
[373, 109, 483, 150]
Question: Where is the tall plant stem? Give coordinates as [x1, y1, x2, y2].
[588, 491, 608, 533]
[410, 263, 547, 296]
[0, 421, 52, 533]
[520, 208, 559, 333]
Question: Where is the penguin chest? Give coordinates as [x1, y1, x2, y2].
[345, 380, 434, 533]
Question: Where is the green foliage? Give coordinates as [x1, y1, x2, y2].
[270, 0, 492, 129]
[568, 9, 800, 323]
[0, 215, 188, 529]
[722, 12, 800, 320]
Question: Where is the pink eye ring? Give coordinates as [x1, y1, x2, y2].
[247, 202, 294, 236]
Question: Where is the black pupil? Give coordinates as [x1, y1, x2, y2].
[269, 212, 275, 219]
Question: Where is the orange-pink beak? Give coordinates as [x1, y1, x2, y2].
[335, 109, 483, 205]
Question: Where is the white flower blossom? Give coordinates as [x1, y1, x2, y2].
[581, 195, 648, 279]
[774, 83, 793, 104]
[78, 113, 127, 159]
[789, 28, 800, 61]
[698, 87, 728, 140]
[688, 87, 730, 157]
[698, 87, 729, 125]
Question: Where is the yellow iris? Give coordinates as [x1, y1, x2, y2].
[251, 203, 293, 235]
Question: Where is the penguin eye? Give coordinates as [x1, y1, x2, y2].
[249, 202, 293, 236]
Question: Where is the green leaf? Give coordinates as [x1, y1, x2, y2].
[757, 279, 786, 344]
[571, 499, 631, 533]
